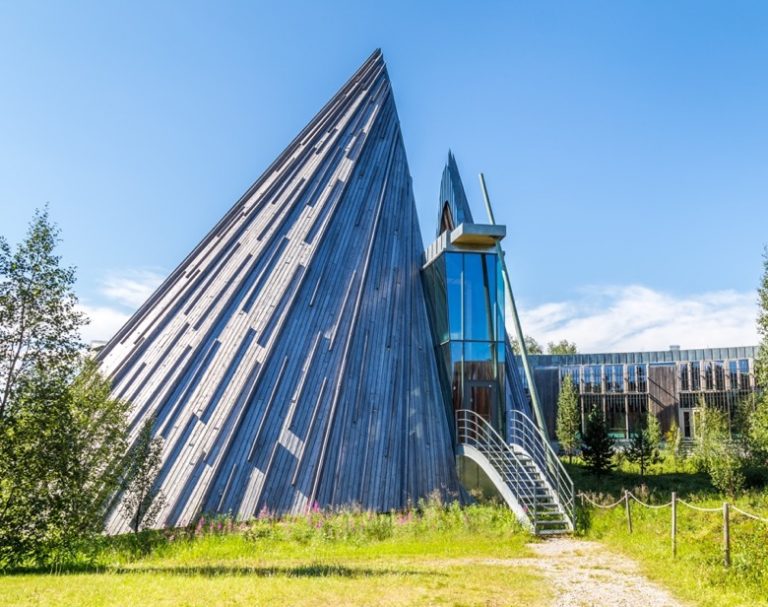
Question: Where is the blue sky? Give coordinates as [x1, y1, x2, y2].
[1, 1, 766, 350]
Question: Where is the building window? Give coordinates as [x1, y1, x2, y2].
[561, 367, 580, 391]
[584, 365, 602, 393]
[605, 364, 624, 393]
[627, 394, 648, 436]
[691, 362, 701, 391]
[637, 365, 647, 392]
[680, 393, 697, 408]
[715, 361, 725, 391]
[606, 395, 626, 438]
[729, 361, 738, 391]
[705, 362, 714, 390]
[463, 253, 497, 342]
[739, 359, 751, 390]
[680, 363, 690, 391]
[446, 253, 463, 341]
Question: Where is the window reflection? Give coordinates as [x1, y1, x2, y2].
[425, 250, 506, 435]
[463, 254, 496, 341]
[446, 253, 462, 341]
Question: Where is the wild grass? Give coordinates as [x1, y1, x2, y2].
[0, 499, 550, 607]
[570, 455, 768, 607]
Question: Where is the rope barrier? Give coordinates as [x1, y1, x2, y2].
[676, 499, 722, 513]
[577, 489, 768, 567]
[627, 493, 673, 509]
[578, 492, 626, 509]
[578, 491, 768, 521]
[730, 505, 768, 523]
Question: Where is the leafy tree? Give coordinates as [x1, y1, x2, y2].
[511, 335, 543, 355]
[745, 248, 768, 466]
[556, 374, 580, 462]
[755, 247, 768, 391]
[581, 408, 614, 475]
[692, 396, 745, 496]
[547, 340, 577, 355]
[120, 419, 166, 535]
[692, 396, 728, 471]
[708, 443, 746, 497]
[0, 209, 129, 568]
[0, 206, 85, 420]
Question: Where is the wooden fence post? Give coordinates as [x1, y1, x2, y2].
[671, 491, 677, 558]
[625, 490, 633, 533]
[723, 502, 731, 567]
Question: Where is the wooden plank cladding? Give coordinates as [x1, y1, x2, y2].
[100, 50, 458, 533]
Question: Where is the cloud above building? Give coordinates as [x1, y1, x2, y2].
[511, 284, 759, 353]
[79, 273, 759, 353]
[78, 269, 165, 343]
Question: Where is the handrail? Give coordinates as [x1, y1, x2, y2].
[507, 409, 575, 528]
[456, 409, 572, 532]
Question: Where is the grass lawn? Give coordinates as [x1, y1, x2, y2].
[569, 456, 768, 607]
[0, 505, 550, 607]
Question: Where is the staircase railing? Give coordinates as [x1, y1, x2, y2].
[507, 409, 575, 529]
[456, 409, 547, 531]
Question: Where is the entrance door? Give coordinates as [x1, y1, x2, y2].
[466, 380, 496, 426]
[680, 409, 700, 440]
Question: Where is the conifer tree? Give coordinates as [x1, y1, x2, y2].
[625, 417, 658, 477]
[556, 374, 580, 462]
[581, 408, 614, 475]
[647, 411, 662, 451]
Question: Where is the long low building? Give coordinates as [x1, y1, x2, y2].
[525, 346, 759, 441]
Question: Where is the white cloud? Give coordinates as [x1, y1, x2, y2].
[510, 284, 759, 353]
[101, 269, 165, 309]
[78, 269, 165, 344]
[78, 303, 131, 344]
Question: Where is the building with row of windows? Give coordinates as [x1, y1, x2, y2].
[525, 346, 759, 441]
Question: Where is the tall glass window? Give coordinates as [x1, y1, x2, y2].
[739, 359, 751, 390]
[705, 362, 714, 390]
[424, 250, 506, 435]
[715, 361, 725, 390]
[691, 362, 701, 390]
[446, 253, 463, 341]
[680, 363, 690, 391]
[605, 365, 624, 393]
[729, 361, 738, 391]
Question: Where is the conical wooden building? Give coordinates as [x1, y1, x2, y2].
[100, 50, 459, 532]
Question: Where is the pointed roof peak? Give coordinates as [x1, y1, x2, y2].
[437, 150, 474, 235]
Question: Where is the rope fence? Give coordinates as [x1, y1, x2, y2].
[577, 490, 768, 567]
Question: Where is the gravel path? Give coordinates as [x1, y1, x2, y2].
[517, 538, 687, 607]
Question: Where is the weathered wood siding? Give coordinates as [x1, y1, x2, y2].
[100, 50, 458, 533]
[648, 365, 677, 429]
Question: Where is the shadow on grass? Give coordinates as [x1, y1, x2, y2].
[2, 563, 446, 578]
[564, 461, 714, 500]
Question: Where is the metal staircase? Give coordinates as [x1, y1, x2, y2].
[456, 409, 574, 535]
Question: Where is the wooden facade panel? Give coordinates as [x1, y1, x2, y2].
[649, 365, 677, 430]
[101, 51, 458, 533]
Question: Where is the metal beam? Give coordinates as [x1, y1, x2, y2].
[478, 173, 547, 434]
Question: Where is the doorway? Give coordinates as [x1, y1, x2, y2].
[465, 380, 497, 427]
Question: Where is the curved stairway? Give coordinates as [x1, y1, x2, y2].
[456, 409, 574, 535]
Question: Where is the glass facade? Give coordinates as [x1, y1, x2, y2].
[546, 357, 755, 440]
[424, 251, 506, 435]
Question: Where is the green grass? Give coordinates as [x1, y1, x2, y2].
[0, 503, 550, 607]
[570, 455, 768, 607]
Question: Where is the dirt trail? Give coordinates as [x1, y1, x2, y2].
[515, 538, 687, 607]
